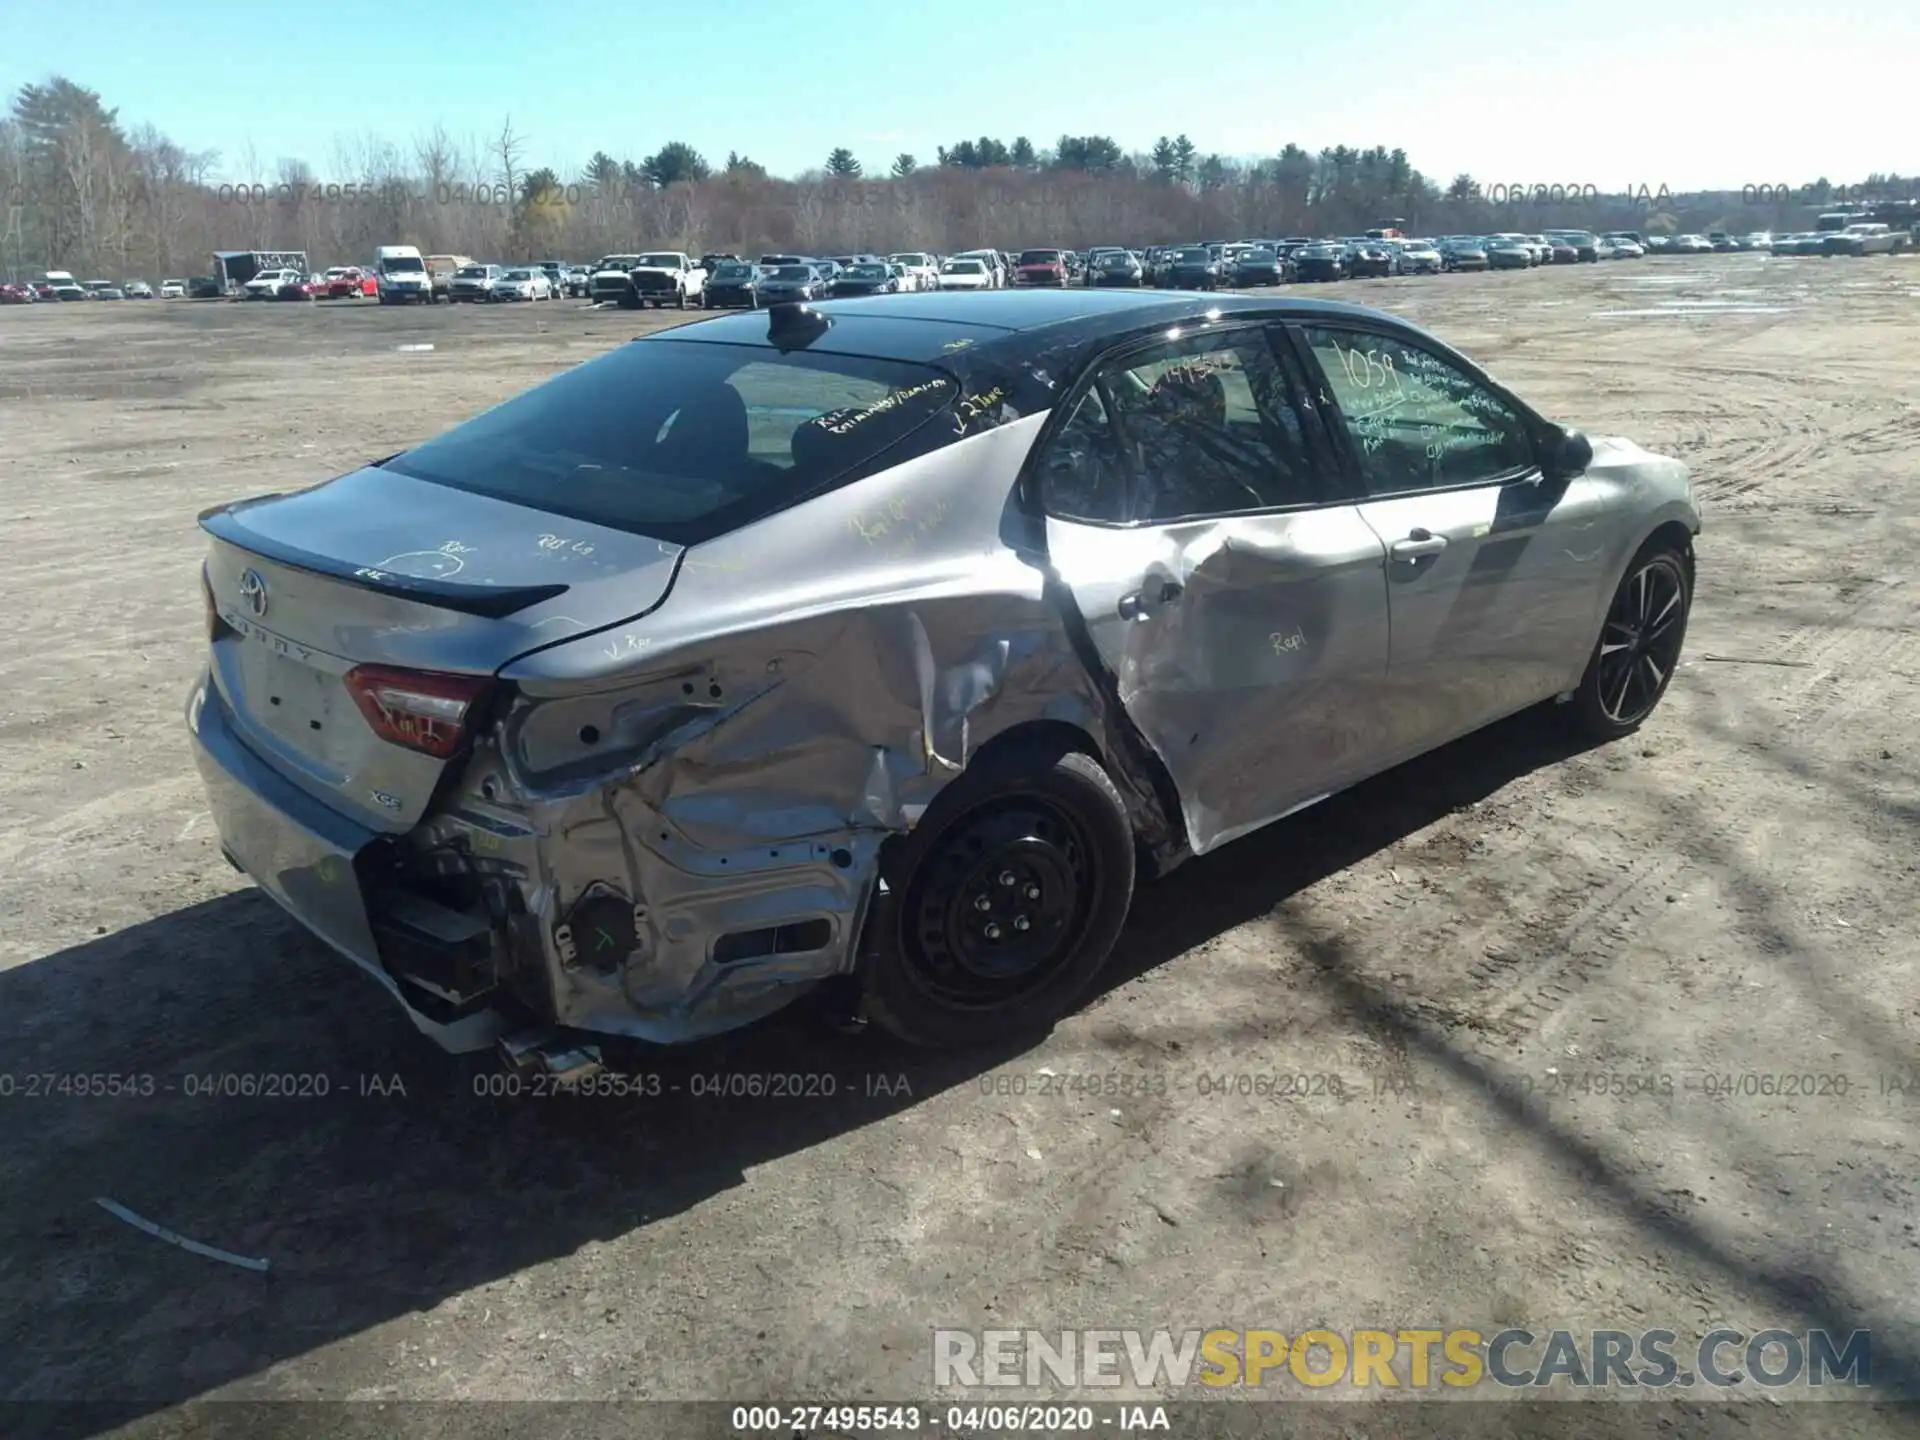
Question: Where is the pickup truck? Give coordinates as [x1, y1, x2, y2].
[425, 254, 471, 301]
[590, 250, 707, 309]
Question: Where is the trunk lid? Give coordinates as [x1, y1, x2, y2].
[203, 465, 683, 830]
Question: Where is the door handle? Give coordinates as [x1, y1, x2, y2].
[1117, 579, 1184, 621]
[1390, 531, 1448, 561]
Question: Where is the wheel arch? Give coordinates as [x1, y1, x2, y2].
[875, 713, 1186, 890]
[1639, 518, 1697, 574]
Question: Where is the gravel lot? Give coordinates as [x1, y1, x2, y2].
[2, 260, 1917, 1439]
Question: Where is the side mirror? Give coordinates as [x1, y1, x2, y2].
[1544, 426, 1593, 480]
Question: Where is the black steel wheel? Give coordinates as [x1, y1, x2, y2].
[863, 743, 1135, 1047]
[1569, 542, 1692, 738]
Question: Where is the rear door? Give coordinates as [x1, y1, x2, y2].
[1039, 320, 1391, 855]
[1288, 322, 1607, 757]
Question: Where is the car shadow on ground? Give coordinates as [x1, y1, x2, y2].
[0, 705, 1609, 1437]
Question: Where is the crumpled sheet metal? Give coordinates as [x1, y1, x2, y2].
[450, 416, 1150, 1042]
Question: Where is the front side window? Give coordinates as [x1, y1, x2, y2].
[1040, 328, 1321, 524]
[1299, 326, 1536, 495]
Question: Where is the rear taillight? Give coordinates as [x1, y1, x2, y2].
[344, 665, 492, 759]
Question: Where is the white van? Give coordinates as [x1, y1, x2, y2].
[375, 245, 435, 305]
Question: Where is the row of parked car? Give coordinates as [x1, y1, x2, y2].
[1, 273, 176, 302]
[12, 216, 1908, 309]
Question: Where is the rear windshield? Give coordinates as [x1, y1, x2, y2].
[382, 340, 958, 545]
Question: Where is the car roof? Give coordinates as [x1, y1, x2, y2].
[647, 290, 1421, 366]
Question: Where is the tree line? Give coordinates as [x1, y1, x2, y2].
[3, 77, 1910, 278]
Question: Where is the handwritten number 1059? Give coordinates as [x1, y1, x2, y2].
[1332, 340, 1405, 399]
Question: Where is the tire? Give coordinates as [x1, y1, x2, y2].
[676, 287, 687, 309]
[702, 293, 713, 309]
[863, 741, 1136, 1048]
[617, 289, 640, 311]
[1567, 541, 1693, 740]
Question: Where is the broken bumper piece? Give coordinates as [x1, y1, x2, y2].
[185, 674, 507, 1054]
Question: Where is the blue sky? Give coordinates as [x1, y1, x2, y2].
[6, 0, 1915, 189]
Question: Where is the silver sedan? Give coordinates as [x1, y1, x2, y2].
[187, 291, 1698, 1071]
[491, 267, 555, 301]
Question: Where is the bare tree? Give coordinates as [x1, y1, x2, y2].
[414, 124, 456, 195]
[491, 115, 526, 254]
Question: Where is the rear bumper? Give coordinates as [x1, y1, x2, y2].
[185, 674, 505, 1053]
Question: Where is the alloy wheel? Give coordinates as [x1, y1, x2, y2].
[1596, 558, 1687, 725]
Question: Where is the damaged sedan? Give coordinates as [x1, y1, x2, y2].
[187, 289, 1699, 1068]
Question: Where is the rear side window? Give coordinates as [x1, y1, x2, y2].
[383, 341, 957, 544]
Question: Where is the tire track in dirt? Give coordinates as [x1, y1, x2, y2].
[1469, 575, 1912, 1041]
[1659, 366, 1831, 501]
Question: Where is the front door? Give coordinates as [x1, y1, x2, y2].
[1291, 323, 1609, 757]
[1038, 321, 1392, 854]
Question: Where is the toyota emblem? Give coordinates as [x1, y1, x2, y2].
[238, 568, 269, 618]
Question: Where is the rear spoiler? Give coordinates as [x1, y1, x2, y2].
[198, 503, 567, 620]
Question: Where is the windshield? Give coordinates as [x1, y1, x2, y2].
[847, 264, 888, 278]
[383, 342, 958, 545]
[456, 266, 488, 278]
[1176, 247, 1210, 262]
[770, 266, 813, 280]
[503, 269, 534, 280]
[944, 260, 983, 273]
[636, 253, 681, 267]
[1100, 254, 1135, 266]
[1017, 250, 1061, 264]
[381, 257, 425, 273]
[598, 256, 641, 269]
[716, 264, 756, 279]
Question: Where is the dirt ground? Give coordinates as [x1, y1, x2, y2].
[1, 262, 1917, 1440]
